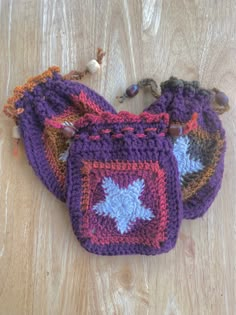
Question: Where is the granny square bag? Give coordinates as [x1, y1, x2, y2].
[145, 77, 228, 219]
[3, 66, 116, 201]
[66, 92, 183, 255]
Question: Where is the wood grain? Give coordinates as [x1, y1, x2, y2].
[0, 0, 236, 314]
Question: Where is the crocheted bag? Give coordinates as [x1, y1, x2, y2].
[144, 77, 228, 219]
[4, 68, 228, 222]
[3, 66, 116, 201]
[65, 92, 182, 255]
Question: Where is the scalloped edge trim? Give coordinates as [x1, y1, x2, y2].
[3, 66, 60, 119]
[72, 91, 170, 128]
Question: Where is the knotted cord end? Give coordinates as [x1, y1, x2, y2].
[63, 48, 106, 81]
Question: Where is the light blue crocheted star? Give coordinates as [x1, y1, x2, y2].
[93, 177, 154, 234]
[173, 135, 203, 181]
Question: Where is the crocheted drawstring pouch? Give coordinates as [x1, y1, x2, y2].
[60, 96, 183, 256]
[3, 49, 116, 202]
[142, 77, 229, 219]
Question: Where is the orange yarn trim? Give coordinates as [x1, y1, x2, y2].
[183, 112, 198, 135]
[3, 66, 60, 120]
[42, 106, 83, 190]
[182, 130, 224, 201]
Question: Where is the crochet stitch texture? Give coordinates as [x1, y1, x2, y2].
[93, 177, 155, 234]
[4, 70, 227, 220]
[3, 68, 228, 255]
[66, 100, 182, 255]
[145, 77, 226, 219]
[5, 68, 116, 201]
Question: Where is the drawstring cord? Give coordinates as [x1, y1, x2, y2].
[63, 48, 106, 81]
[3, 48, 106, 157]
[3, 47, 230, 158]
[116, 78, 160, 103]
[211, 88, 230, 115]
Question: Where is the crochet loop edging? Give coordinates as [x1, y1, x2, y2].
[3, 66, 60, 119]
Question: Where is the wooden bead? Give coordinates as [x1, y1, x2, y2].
[126, 84, 139, 97]
[86, 59, 101, 74]
[215, 91, 229, 106]
[12, 125, 21, 139]
[168, 125, 183, 137]
[62, 126, 75, 138]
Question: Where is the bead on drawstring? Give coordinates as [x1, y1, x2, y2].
[116, 78, 159, 103]
[63, 48, 106, 81]
[126, 84, 139, 97]
[12, 125, 21, 157]
[168, 125, 183, 137]
[62, 126, 76, 138]
[211, 88, 230, 115]
[62, 121, 76, 139]
[86, 59, 101, 74]
[12, 125, 21, 139]
[168, 113, 199, 137]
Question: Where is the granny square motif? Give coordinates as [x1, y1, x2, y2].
[3, 67, 116, 201]
[145, 77, 227, 219]
[67, 93, 182, 255]
[80, 160, 168, 247]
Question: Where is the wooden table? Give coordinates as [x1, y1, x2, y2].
[0, 1, 235, 314]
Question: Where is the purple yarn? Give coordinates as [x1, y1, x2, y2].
[144, 77, 226, 219]
[15, 72, 116, 201]
[66, 113, 183, 255]
[12, 72, 226, 225]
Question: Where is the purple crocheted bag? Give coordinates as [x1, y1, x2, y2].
[144, 77, 229, 219]
[4, 67, 116, 201]
[65, 94, 182, 255]
[3, 48, 229, 257]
